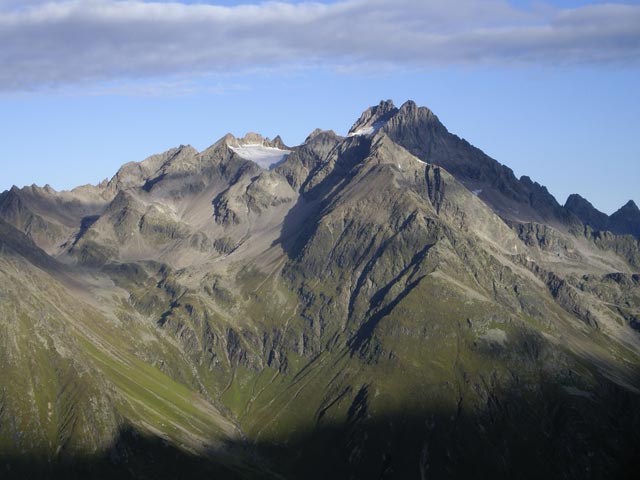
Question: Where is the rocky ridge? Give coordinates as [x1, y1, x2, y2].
[566, 193, 640, 239]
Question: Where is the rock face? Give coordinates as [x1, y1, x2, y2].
[1, 100, 639, 480]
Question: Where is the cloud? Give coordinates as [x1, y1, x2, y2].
[0, 0, 639, 91]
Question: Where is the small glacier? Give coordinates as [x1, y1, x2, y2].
[230, 144, 291, 169]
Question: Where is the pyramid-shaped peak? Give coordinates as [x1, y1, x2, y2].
[0, 186, 23, 206]
[612, 199, 640, 217]
[565, 193, 596, 210]
[609, 199, 640, 238]
[566, 193, 587, 203]
[304, 128, 340, 144]
[565, 193, 609, 231]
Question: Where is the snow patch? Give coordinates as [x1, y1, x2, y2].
[472, 189, 483, 196]
[348, 120, 385, 137]
[349, 126, 375, 137]
[230, 144, 291, 169]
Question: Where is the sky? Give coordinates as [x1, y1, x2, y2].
[0, 0, 638, 214]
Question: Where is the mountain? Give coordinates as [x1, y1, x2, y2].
[610, 200, 640, 238]
[1, 100, 639, 479]
[566, 194, 640, 239]
[350, 100, 576, 226]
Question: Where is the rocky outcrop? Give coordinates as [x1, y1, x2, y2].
[585, 226, 640, 268]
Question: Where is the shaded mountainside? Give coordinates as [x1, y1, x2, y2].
[1, 100, 640, 479]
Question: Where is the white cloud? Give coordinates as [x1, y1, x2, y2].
[0, 0, 639, 91]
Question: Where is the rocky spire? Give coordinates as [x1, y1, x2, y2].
[347, 99, 399, 137]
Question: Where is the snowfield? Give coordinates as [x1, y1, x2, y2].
[230, 144, 291, 169]
[348, 120, 385, 137]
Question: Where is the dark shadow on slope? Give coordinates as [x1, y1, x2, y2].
[3, 362, 640, 479]
[348, 275, 424, 355]
[71, 215, 100, 247]
[142, 173, 167, 192]
[347, 241, 435, 354]
[245, 364, 640, 480]
[0, 425, 276, 480]
[275, 137, 372, 261]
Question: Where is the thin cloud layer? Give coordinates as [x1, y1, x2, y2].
[1, 0, 639, 90]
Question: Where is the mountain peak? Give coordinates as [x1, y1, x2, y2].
[609, 199, 640, 238]
[396, 99, 438, 122]
[223, 132, 288, 150]
[348, 99, 399, 137]
[566, 193, 589, 205]
[565, 193, 609, 232]
[620, 199, 639, 212]
[565, 193, 601, 213]
[304, 128, 340, 144]
[374, 99, 397, 112]
[399, 99, 417, 111]
[239, 132, 266, 145]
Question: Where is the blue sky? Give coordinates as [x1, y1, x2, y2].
[1, 0, 638, 214]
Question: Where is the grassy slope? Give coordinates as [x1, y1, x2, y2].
[0, 251, 276, 477]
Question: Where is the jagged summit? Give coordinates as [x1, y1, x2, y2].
[346, 99, 440, 139]
[224, 132, 288, 149]
[348, 99, 399, 136]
